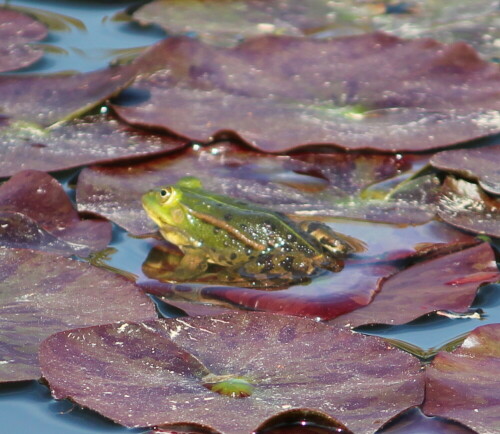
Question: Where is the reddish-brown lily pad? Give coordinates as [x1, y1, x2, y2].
[39, 312, 424, 433]
[431, 145, 500, 196]
[0, 115, 186, 177]
[0, 170, 111, 256]
[437, 177, 500, 238]
[0, 8, 47, 72]
[0, 248, 157, 383]
[424, 323, 500, 434]
[76, 143, 435, 235]
[142, 259, 397, 320]
[112, 33, 500, 152]
[330, 243, 500, 327]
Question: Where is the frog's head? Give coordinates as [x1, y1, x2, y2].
[142, 177, 203, 229]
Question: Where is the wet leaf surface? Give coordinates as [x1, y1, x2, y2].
[39, 312, 424, 433]
[133, 0, 350, 46]
[112, 34, 500, 152]
[330, 243, 500, 327]
[437, 177, 500, 238]
[0, 37, 173, 126]
[375, 406, 477, 434]
[76, 143, 435, 235]
[0, 8, 47, 72]
[0, 170, 111, 256]
[141, 259, 397, 320]
[0, 248, 157, 383]
[0, 115, 186, 177]
[431, 144, 500, 195]
[424, 323, 500, 434]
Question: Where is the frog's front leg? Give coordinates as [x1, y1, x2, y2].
[157, 249, 209, 281]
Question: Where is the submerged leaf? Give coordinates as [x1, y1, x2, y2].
[0, 115, 186, 177]
[0, 170, 111, 256]
[424, 323, 500, 434]
[0, 248, 157, 383]
[0, 8, 47, 72]
[113, 34, 500, 152]
[330, 243, 500, 327]
[438, 177, 500, 238]
[40, 312, 424, 432]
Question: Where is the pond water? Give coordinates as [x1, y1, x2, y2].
[1, 1, 499, 433]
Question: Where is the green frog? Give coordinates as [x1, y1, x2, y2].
[142, 177, 364, 287]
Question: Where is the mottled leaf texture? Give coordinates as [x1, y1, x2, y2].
[0, 8, 47, 72]
[113, 34, 500, 152]
[0, 248, 157, 382]
[40, 312, 424, 433]
[424, 324, 500, 434]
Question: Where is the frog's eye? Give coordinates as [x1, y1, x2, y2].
[159, 187, 172, 202]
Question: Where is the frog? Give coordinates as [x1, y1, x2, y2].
[141, 176, 365, 287]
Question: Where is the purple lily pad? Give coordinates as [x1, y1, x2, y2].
[0, 114, 186, 177]
[437, 177, 500, 238]
[431, 144, 500, 196]
[112, 33, 500, 152]
[142, 259, 397, 320]
[0, 248, 157, 383]
[330, 243, 500, 327]
[0, 36, 172, 126]
[376, 406, 477, 434]
[0, 170, 111, 256]
[0, 8, 47, 72]
[39, 312, 424, 432]
[424, 323, 500, 434]
[133, 0, 351, 47]
[76, 143, 435, 235]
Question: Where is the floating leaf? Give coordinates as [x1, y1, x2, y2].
[0, 170, 111, 256]
[0, 248, 157, 383]
[0, 115, 186, 177]
[330, 243, 500, 327]
[0, 36, 171, 125]
[133, 0, 346, 46]
[112, 34, 500, 152]
[424, 323, 500, 434]
[0, 8, 47, 72]
[431, 144, 500, 196]
[142, 259, 396, 320]
[39, 312, 424, 432]
[375, 406, 477, 434]
[437, 177, 500, 238]
[76, 143, 434, 235]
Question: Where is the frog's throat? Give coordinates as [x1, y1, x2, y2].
[188, 208, 266, 252]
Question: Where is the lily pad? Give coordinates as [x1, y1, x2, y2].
[0, 248, 157, 383]
[437, 177, 500, 238]
[112, 33, 500, 152]
[39, 312, 424, 432]
[330, 243, 500, 327]
[76, 143, 435, 235]
[0, 170, 111, 256]
[133, 0, 348, 47]
[141, 259, 397, 320]
[0, 8, 47, 72]
[0, 115, 186, 177]
[431, 144, 500, 196]
[424, 323, 500, 434]
[0, 36, 171, 126]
